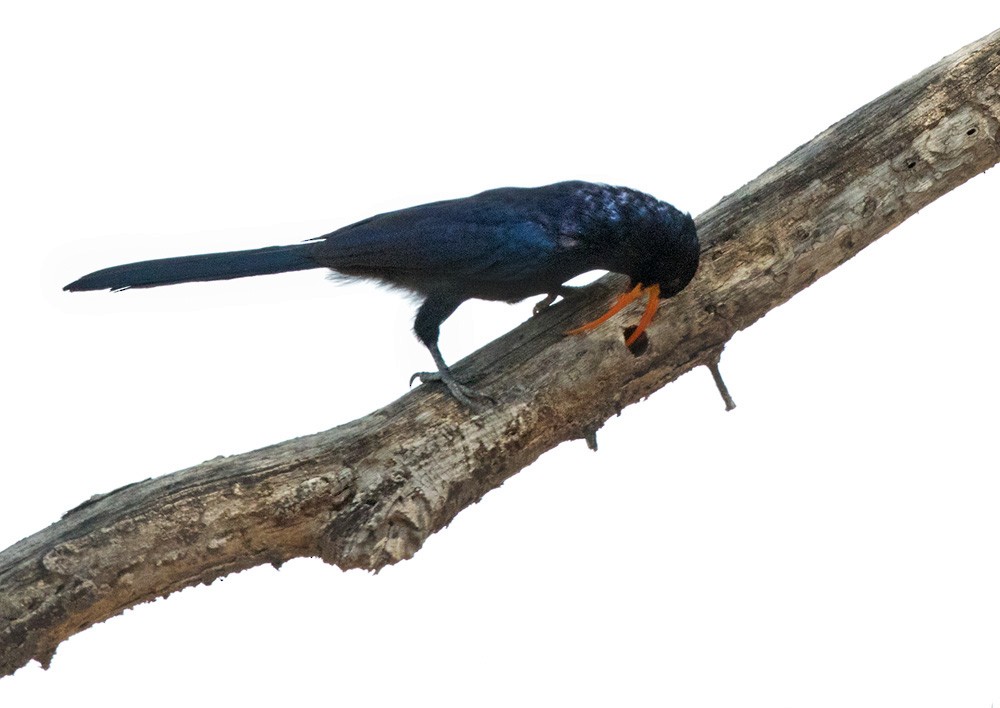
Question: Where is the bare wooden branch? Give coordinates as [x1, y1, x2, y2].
[2, 29, 998, 678]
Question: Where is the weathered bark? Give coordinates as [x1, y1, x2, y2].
[1, 29, 998, 678]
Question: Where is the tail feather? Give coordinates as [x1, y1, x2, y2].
[64, 244, 320, 292]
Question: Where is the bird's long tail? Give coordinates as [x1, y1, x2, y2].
[63, 244, 320, 291]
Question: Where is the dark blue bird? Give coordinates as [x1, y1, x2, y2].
[64, 181, 699, 407]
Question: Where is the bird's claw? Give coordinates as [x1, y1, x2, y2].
[532, 293, 558, 316]
[533, 286, 583, 316]
[409, 370, 495, 411]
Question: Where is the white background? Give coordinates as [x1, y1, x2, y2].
[2, 2, 999, 706]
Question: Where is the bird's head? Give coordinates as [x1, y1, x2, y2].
[628, 208, 699, 298]
[568, 188, 700, 346]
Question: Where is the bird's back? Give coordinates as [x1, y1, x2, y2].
[309, 182, 601, 300]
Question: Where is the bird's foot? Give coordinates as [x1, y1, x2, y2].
[532, 293, 558, 316]
[532, 286, 582, 316]
[409, 369, 495, 411]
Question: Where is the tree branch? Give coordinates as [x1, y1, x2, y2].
[2, 29, 998, 678]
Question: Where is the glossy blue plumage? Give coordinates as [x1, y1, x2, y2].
[309, 181, 697, 302]
[64, 181, 699, 407]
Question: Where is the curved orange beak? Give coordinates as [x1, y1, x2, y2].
[567, 282, 661, 347]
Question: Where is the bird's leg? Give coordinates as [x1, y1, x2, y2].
[410, 295, 494, 410]
[532, 293, 558, 315]
[532, 285, 582, 315]
[409, 342, 494, 410]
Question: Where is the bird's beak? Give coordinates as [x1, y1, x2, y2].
[567, 282, 661, 346]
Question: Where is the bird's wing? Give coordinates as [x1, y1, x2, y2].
[309, 187, 579, 289]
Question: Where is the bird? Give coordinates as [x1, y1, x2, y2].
[64, 181, 699, 408]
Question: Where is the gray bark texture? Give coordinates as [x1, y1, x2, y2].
[2, 29, 998, 678]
